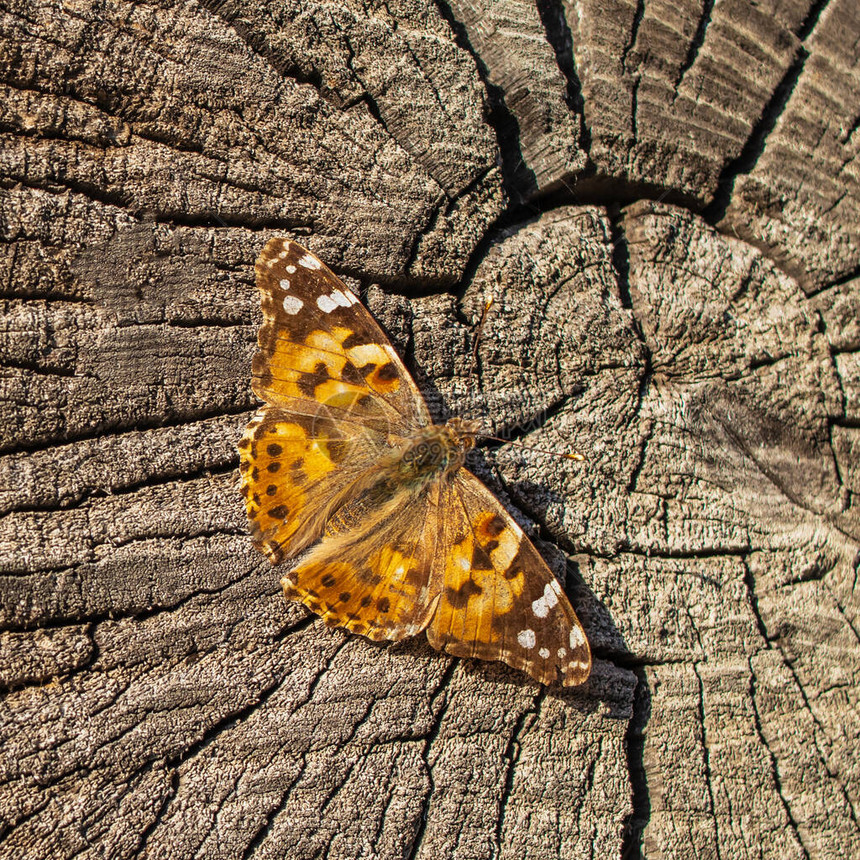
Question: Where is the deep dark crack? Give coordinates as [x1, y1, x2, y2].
[495, 687, 541, 854]
[703, 46, 808, 225]
[692, 661, 723, 860]
[672, 0, 715, 99]
[402, 658, 458, 860]
[748, 658, 812, 860]
[621, 668, 650, 860]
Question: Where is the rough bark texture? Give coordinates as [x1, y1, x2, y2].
[1, 1, 858, 858]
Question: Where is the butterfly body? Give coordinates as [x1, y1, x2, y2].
[386, 418, 478, 485]
[316, 424, 462, 542]
[240, 238, 591, 686]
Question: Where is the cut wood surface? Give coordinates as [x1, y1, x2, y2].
[1, 1, 858, 858]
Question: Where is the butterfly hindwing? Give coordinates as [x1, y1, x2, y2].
[239, 406, 389, 562]
[426, 469, 591, 686]
[282, 483, 445, 641]
[253, 238, 429, 434]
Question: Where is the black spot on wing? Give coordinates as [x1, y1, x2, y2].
[445, 578, 483, 609]
[470, 542, 493, 570]
[376, 362, 398, 381]
[297, 373, 320, 397]
[481, 516, 506, 539]
[320, 439, 347, 462]
[341, 330, 365, 350]
[503, 545, 532, 581]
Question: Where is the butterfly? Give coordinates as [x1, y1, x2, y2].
[238, 238, 591, 686]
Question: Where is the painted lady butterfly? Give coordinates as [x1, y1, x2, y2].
[239, 238, 591, 686]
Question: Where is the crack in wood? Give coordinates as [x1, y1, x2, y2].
[495, 686, 541, 855]
[0, 406, 255, 459]
[672, 0, 715, 100]
[747, 657, 812, 860]
[692, 661, 723, 860]
[703, 46, 809, 225]
[402, 659, 458, 860]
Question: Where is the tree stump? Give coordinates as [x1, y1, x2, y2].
[1, 1, 858, 858]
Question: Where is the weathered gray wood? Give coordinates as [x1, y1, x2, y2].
[1, 1, 858, 859]
[721, 0, 860, 290]
[564, 0, 804, 199]
[445, 0, 588, 195]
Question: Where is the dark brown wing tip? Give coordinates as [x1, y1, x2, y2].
[560, 642, 592, 687]
[255, 237, 292, 278]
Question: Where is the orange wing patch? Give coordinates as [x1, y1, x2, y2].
[283, 487, 444, 641]
[239, 409, 345, 562]
[255, 326, 403, 409]
[435, 512, 525, 648]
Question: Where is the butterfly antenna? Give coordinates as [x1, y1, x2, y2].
[468, 298, 494, 383]
[478, 434, 585, 461]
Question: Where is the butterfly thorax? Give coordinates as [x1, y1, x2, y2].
[322, 419, 479, 539]
[387, 417, 481, 488]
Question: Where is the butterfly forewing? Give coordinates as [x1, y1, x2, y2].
[241, 237, 592, 687]
[253, 238, 430, 435]
[426, 470, 591, 687]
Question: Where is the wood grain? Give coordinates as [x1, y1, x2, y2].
[1, 0, 857, 858]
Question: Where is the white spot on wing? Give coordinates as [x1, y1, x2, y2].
[557, 647, 567, 659]
[279, 278, 291, 290]
[299, 253, 322, 270]
[283, 295, 304, 315]
[317, 295, 337, 313]
[458, 556, 470, 570]
[286, 265, 297, 274]
[539, 647, 550, 659]
[531, 583, 559, 618]
[569, 626, 586, 649]
[330, 289, 351, 307]
[517, 629, 536, 650]
[549, 579, 562, 595]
